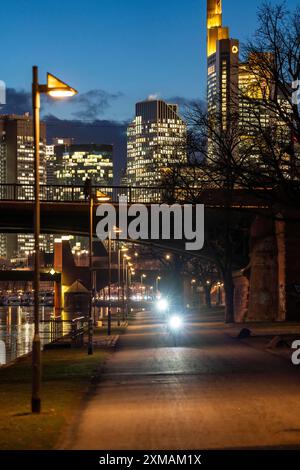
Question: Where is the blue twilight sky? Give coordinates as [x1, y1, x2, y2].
[0, 0, 299, 123]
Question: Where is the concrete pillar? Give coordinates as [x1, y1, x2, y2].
[235, 214, 300, 323]
[284, 216, 300, 321]
[247, 216, 278, 322]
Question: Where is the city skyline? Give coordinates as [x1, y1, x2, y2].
[1, 0, 298, 182]
[0, 0, 298, 124]
[0, 0, 300, 457]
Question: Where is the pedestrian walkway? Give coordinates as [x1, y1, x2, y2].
[61, 310, 300, 450]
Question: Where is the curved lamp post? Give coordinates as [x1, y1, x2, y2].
[32, 66, 77, 413]
[88, 190, 111, 354]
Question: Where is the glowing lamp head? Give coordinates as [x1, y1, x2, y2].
[48, 89, 76, 98]
[168, 315, 183, 331]
[46, 73, 78, 99]
[96, 190, 111, 202]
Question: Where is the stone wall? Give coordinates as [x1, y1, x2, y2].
[233, 214, 300, 323]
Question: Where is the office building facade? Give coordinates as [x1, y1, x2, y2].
[206, 0, 293, 177]
[54, 144, 113, 188]
[0, 114, 52, 259]
[126, 99, 186, 196]
[207, 1, 239, 125]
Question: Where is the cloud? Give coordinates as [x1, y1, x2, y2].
[1, 88, 31, 115]
[167, 96, 205, 111]
[147, 93, 161, 101]
[142, 94, 205, 114]
[71, 89, 123, 120]
[1, 87, 123, 122]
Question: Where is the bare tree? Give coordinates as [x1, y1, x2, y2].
[160, 3, 300, 323]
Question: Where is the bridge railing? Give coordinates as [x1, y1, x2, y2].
[0, 183, 181, 204]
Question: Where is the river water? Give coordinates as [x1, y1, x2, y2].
[0, 306, 71, 366]
[0, 305, 119, 366]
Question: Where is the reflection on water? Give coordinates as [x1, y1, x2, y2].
[0, 306, 72, 366]
[0, 306, 117, 366]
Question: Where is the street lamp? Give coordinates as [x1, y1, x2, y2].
[122, 254, 126, 321]
[88, 189, 111, 351]
[107, 227, 122, 334]
[156, 276, 162, 293]
[31, 66, 77, 414]
[117, 248, 121, 326]
[217, 282, 222, 305]
[141, 274, 147, 299]
[122, 255, 130, 320]
[119, 246, 128, 322]
[191, 279, 197, 306]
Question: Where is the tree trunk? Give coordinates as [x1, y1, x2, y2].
[224, 272, 235, 323]
[204, 285, 212, 308]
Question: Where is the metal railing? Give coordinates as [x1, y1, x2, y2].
[0, 183, 204, 204]
[41, 315, 89, 347]
[0, 182, 266, 207]
[40, 316, 70, 343]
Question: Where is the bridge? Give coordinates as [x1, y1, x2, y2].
[0, 183, 266, 255]
[0, 182, 268, 206]
[1, 184, 299, 322]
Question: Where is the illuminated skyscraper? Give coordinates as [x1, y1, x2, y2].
[206, 1, 271, 129]
[206, 0, 293, 176]
[0, 114, 46, 187]
[207, 0, 239, 125]
[126, 99, 186, 197]
[46, 138, 75, 184]
[0, 114, 51, 259]
[54, 143, 113, 254]
[45, 144, 56, 185]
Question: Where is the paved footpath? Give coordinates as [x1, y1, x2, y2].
[62, 311, 300, 450]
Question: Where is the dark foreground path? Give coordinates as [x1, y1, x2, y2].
[63, 310, 300, 450]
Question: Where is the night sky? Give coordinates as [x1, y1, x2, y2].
[0, 0, 299, 180]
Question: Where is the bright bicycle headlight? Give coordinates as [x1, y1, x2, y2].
[168, 315, 183, 331]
